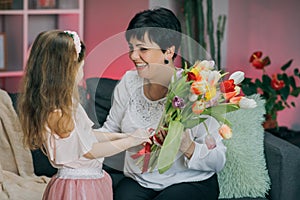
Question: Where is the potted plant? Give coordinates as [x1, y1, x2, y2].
[241, 51, 300, 129]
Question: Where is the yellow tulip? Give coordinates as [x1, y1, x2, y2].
[205, 86, 217, 100]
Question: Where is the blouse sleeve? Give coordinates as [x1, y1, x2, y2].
[184, 116, 227, 172]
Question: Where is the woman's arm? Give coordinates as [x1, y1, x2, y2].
[180, 116, 227, 172]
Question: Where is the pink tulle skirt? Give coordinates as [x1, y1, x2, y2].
[43, 168, 112, 200]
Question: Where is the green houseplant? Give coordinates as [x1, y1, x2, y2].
[181, 0, 226, 70]
[241, 51, 300, 128]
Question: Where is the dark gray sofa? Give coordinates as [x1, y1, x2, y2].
[84, 77, 300, 200]
[8, 77, 300, 200]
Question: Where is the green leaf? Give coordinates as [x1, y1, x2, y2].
[289, 76, 297, 89]
[242, 77, 253, 84]
[202, 104, 239, 116]
[209, 112, 232, 126]
[265, 96, 277, 113]
[281, 73, 289, 84]
[275, 101, 285, 111]
[255, 78, 263, 87]
[241, 80, 257, 95]
[281, 59, 293, 71]
[279, 85, 290, 101]
[182, 117, 207, 128]
[294, 68, 299, 77]
[157, 121, 184, 174]
[260, 75, 273, 92]
[291, 87, 300, 97]
[262, 74, 272, 84]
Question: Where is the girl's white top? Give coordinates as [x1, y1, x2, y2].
[44, 104, 104, 169]
[99, 70, 227, 191]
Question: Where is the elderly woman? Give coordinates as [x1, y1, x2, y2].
[99, 7, 227, 200]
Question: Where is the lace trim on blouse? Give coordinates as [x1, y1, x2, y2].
[127, 75, 166, 127]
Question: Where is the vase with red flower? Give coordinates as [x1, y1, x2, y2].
[241, 51, 300, 129]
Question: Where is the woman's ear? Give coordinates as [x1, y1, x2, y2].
[165, 45, 175, 60]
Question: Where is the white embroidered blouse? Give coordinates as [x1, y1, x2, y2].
[99, 70, 227, 190]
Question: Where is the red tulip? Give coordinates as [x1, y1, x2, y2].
[271, 74, 285, 90]
[220, 79, 235, 93]
[187, 72, 197, 82]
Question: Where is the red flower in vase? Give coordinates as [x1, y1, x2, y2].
[271, 74, 285, 90]
[249, 51, 271, 69]
[241, 51, 300, 128]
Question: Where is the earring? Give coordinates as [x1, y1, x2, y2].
[164, 59, 169, 64]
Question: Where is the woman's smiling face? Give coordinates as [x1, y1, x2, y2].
[128, 34, 166, 81]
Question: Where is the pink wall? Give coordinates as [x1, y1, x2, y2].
[226, 0, 300, 130]
[83, 0, 300, 130]
[84, 0, 149, 80]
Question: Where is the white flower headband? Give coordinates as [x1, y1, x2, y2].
[64, 30, 81, 59]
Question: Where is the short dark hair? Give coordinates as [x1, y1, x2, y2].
[125, 7, 182, 59]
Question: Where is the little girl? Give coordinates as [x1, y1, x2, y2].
[18, 30, 151, 200]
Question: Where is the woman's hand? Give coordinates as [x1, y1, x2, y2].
[179, 129, 195, 159]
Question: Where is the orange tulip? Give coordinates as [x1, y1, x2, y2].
[219, 124, 232, 139]
[192, 100, 205, 114]
[190, 81, 206, 95]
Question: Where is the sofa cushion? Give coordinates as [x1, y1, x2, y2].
[86, 78, 119, 128]
[218, 94, 270, 199]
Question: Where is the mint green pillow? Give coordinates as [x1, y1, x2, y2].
[218, 94, 271, 198]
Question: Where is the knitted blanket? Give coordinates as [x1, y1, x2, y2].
[0, 89, 49, 200]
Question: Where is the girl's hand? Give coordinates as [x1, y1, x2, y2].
[129, 129, 152, 145]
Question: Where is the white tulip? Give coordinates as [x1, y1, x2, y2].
[188, 93, 199, 102]
[208, 70, 221, 85]
[199, 60, 215, 70]
[229, 71, 245, 84]
[234, 86, 241, 95]
[207, 60, 215, 69]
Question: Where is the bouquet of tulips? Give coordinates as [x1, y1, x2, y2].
[131, 60, 257, 174]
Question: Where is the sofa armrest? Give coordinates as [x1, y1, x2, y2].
[264, 131, 300, 200]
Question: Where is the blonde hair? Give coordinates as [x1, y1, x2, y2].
[18, 30, 86, 150]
